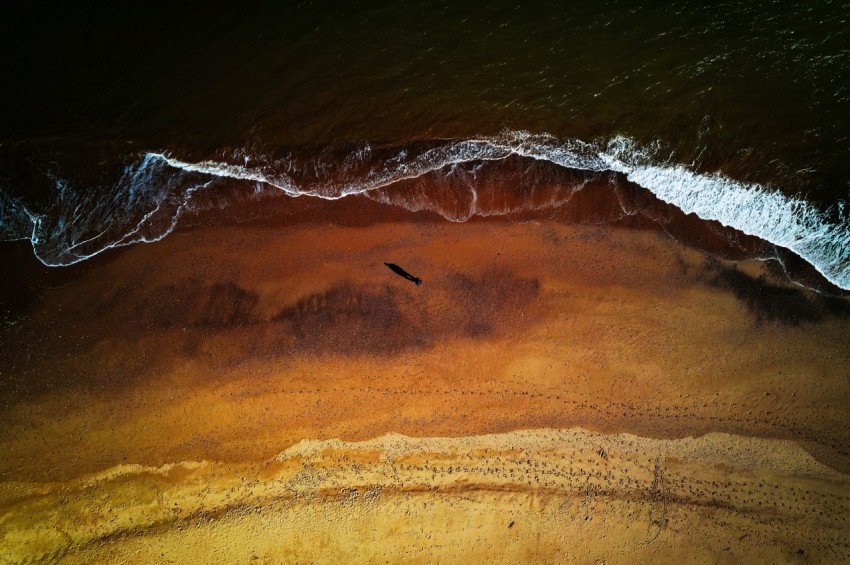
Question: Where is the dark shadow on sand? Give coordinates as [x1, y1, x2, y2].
[703, 257, 850, 325]
[384, 262, 421, 285]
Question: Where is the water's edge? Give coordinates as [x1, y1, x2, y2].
[1, 131, 847, 291]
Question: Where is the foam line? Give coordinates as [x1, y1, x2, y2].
[1, 131, 847, 290]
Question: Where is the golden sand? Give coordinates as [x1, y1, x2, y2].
[2, 429, 847, 563]
[1, 207, 848, 562]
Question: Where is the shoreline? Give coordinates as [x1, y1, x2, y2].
[3, 162, 847, 298]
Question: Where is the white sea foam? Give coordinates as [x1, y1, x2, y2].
[2, 130, 848, 290]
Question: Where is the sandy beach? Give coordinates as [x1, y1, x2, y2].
[1, 197, 849, 563]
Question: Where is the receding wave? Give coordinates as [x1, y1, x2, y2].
[1, 130, 848, 290]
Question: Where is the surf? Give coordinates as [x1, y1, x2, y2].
[1, 130, 848, 291]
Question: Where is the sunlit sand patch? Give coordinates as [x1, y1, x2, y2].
[1, 428, 847, 563]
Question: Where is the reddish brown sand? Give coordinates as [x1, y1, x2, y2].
[1, 198, 848, 563]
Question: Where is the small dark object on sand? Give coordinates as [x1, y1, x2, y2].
[385, 262, 422, 286]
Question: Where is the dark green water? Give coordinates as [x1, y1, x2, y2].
[1, 1, 848, 286]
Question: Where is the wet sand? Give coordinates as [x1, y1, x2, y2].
[1, 197, 849, 562]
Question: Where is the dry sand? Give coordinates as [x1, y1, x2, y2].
[1, 200, 849, 562]
[3, 430, 847, 563]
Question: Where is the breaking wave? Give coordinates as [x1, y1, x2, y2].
[1, 130, 848, 290]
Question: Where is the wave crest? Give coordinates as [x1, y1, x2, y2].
[1, 130, 848, 290]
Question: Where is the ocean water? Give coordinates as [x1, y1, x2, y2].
[1, 1, 848, 289]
